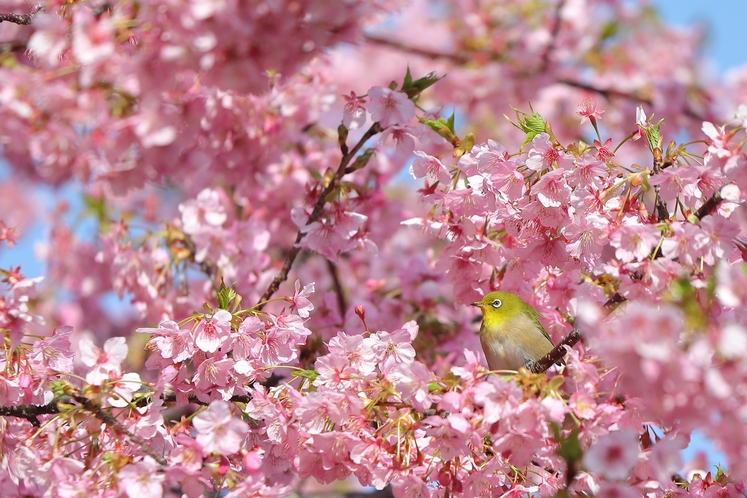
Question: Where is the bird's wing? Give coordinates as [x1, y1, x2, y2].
[524, 305, 554, 345]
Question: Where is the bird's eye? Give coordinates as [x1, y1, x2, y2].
[491, 299, 502, 308]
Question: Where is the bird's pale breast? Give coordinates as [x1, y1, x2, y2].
[480, 312, 554, 371]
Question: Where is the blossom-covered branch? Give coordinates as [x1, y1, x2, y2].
[258, 122, 383, 305]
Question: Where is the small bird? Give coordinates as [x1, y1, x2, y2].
[472, 291, 555, 372]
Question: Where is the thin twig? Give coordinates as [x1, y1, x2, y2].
[0, 12, 36, 25]
[0, 400, 61, 425]
[530, 329, 582, 373]
[0, 40, 27, 53]
[651, 147, 669, 222]
[530, 291, 628, 373]
[539, 0, 566, 72]
[258, 122, 383, 306]
[71, 393, 167, 465]
[694, 189, 723, 221]
[364, 34, 469, 64]
[559, 79, 706, 122]
[363, 36, 707, 123]
[326, 259, 347, 321]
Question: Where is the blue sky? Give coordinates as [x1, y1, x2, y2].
[654, 0, 747, 73]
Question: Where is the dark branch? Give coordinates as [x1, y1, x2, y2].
[326, 259, 347, 321]
[1, 388, 261, 431]
[529, 329, 583, 373]
[559, 79, 706, 122]
[539, 0, 566, 72]
[71, 393, 167, 466]
[258, 122, 383, 306]
[363, 37, 706, 123]
[694, 189, 723, 221]
[0, 12, 35, 25]
[528, 291, 629, 373]
[0, 40, 27, 53]
[0, 400, 61, 426]
[364, 34, 469, 64]
[602, 292, 626, 314]
[651, 147, 669, 222]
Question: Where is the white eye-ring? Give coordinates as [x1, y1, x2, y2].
[491, 299, 502, 309]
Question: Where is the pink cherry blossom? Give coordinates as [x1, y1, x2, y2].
[609, 223, 661, 263]
[179, 188, 228, 236]
[525, 133, 560, 171]
[379, 125, 417, 158]
[107, 372, 142, 407]
[369, 328, 416, 373]
[0, 2, 746, 495]
[79, 336, 128, 385]
[583, 430, 640, 481]
[118, 457, 164, 498]
[194, 309, 232, 353]
[367, 86, 415, 128]
[577, 98, 605, 124]
[290, 280, 315, 318]
[389, 362, 432, 411]
[533, 169, 571, 207]
[694, 215, 740, 265]
[29, 324, 75, 373]
[342, 91, 367, 129]
[193, 400, 248, 456]
[410, 151, 451, 185]
[138, 320, 196, 363]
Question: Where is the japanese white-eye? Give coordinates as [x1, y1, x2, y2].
[472, 291, 555, 372]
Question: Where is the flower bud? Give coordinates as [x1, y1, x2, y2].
[355, 304, 366, 321]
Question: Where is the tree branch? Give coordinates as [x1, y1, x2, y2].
[326, 259, 347, 321]
[694, 189, 723, 221]
[0, 400, 61, 426]
[651, 147, 669, 223]
[539, 0, 566, 72]
[0, 11, 37, 25]
[529, 291, 629, 373]
[529, 329, 583, 373]
[0, 40, 27, 53]
[559, 79, 706, 122]
[362, 36, 707, 123]
[364, 34, 469, 64]
[71, 393, 167, 466]
[258, 122, 383, 306]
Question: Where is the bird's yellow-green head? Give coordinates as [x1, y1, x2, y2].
[471, 291, 529, 329]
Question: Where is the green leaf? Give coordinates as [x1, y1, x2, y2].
[402, 66, 413, 90]
[348, 148, 375, 173]
[446, 112, 455, 133]
[552, 422, 583, 464]
[419, 117, 458, 144]
[337, 123, 349, 147]
[292, 369, 319, 382]
[599, 20, 619, 41]
[454, 132, 475, 158]
[217, 281, 237, 310]
[404, 71, 443, 94]
[309, 168, 322, 182]
[505, 104, 547, 148]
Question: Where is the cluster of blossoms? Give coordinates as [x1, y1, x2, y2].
[1, 0, 747, 497]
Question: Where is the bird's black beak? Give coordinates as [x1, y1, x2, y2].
[471, 302, 482, 307]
